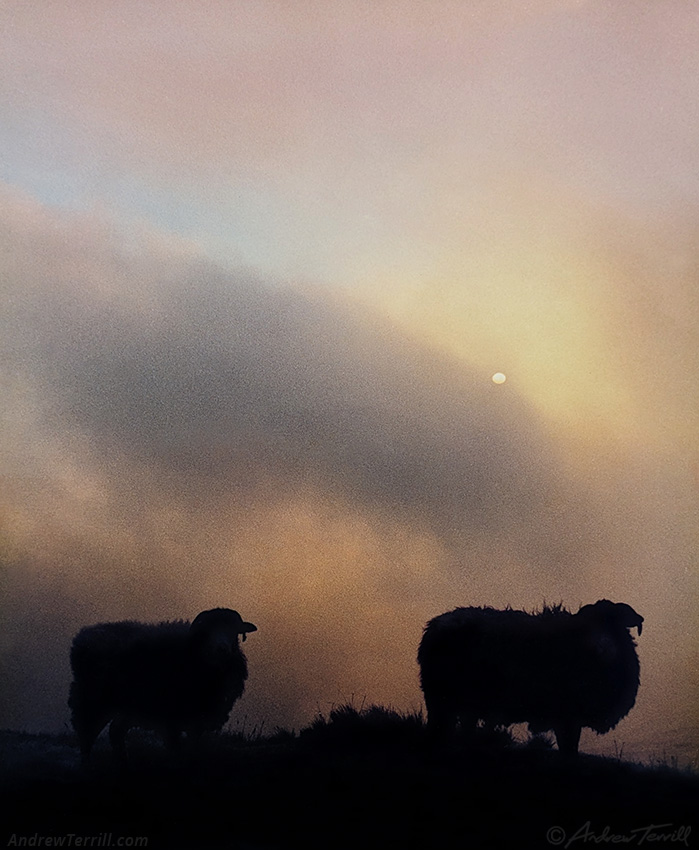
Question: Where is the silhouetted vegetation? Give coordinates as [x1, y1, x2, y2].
[301, 702, 426, 751]
[1, 706, 696, 850]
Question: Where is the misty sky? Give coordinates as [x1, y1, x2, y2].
[1, 1, 697, 758]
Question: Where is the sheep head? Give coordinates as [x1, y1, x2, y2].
[189, 608, 258, 661]
[577, 600, 644, 635]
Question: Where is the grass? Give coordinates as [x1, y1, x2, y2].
[1, 705, 697, 850]
[301, 702, 426, 750]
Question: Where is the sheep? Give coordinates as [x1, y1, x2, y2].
[417, 599, 643, 755]
[69, 607, 257, 762]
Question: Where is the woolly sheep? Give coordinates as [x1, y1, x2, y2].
[417, 600, 643, 755]
[69, 607, 257, 761]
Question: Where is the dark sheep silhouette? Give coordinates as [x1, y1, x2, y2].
[417, 600, 643, 755]
[69, 608, 257, 761]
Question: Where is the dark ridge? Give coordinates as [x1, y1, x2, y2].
[1, 707, 696, 850]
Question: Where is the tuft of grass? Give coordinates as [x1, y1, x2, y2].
[227, 713, 267, 743]
[465, 722, 517, 751]
[266, 726, 298, 744]
[525, 731, 555, 751]
[644, 749, 699, 775]
[300, 701, 427, 751]
[612, 737, 625, 762]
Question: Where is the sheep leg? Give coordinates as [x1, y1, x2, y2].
[108, 716, 130, 764]
[554, 723, 581, 756]
[424, 694, 458, 743]
[74, 717, 108, 763]
[69, 689, 109, 762]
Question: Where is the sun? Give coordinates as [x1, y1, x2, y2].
[492, 372, 507, 384]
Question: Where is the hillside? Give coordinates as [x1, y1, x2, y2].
[1, 707, 696, 850]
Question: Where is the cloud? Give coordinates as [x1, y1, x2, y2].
[1, 188, 695, 751]
[2, 186, 580, 561]
[3, 0, 698, 275]
[0, 186, 604, 731]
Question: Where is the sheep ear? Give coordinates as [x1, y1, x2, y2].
[242, 633, 247, 642]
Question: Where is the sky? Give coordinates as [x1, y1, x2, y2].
[1, 0, 697, 760]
